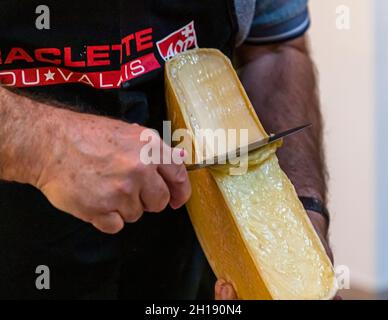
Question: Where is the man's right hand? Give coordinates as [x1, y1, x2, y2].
[31, 110, 191, 234]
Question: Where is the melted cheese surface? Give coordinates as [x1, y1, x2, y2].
[212, 144, 335, 299]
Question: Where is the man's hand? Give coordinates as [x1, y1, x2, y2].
[37, 113, 191, 234]
[0, 88, 191, 234]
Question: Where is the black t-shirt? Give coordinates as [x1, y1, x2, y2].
[0, 0, 311, 298]
[0, 0, 236, 299]
[0, 0, 236, 122]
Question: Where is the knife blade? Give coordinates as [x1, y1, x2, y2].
[186, 123, 311, 171]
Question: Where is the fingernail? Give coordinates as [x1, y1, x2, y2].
[180, 148, 186, 157]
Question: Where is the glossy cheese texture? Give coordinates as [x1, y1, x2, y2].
[165, 49, 337, 300]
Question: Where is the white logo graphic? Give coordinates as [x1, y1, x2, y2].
[336, 5, 351, 30]
[156, 21, 198, 61]
[35, 265, 50, 290]
[35, 5, 51, 30]
[139, 121, 250, 175]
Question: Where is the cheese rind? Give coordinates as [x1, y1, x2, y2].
[165, 48, 337, 300]
[212, 145, 334, 299]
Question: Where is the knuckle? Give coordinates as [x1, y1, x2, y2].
[117, 181, 135, 196]
[96, 198, 114, 214]
[121, 201, 144, 223]
[144, 187, 170, 213]
[84, 201, 109, 217]
[125, 211, 143, 223]
[132, 160, 148, 175]
[174, 165, 189, 184]
[153, 196, 169, 212]
[116, 154, 148, 177]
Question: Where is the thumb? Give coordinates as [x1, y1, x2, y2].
[215, 279, 238, 300]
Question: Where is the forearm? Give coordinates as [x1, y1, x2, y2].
[0, 87, 61, 184]
[237, 37, 329, 236]
[238, 38, 326, 200]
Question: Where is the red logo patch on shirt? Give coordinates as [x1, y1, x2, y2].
[0, 22, 199, 89]
[156, 21, 198, 61]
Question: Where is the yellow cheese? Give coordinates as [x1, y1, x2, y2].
[165, 48, 337, 300]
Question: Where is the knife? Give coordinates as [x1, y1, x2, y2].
[186, 123, 311, 171]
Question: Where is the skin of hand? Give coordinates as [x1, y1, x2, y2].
[35, 112, 192, 234]
[214, 279, 238, 300]
[0, 90, 191, 234]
